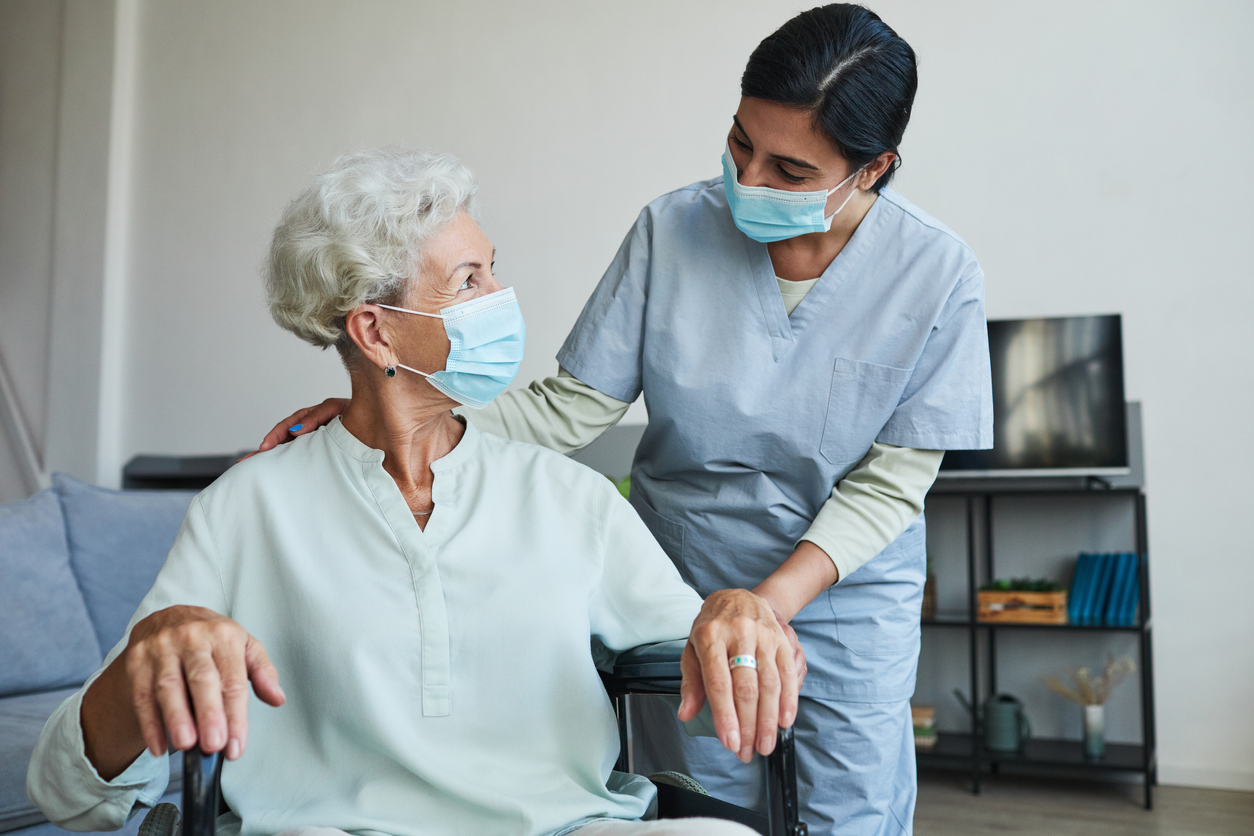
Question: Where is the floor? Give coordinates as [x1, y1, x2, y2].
[915, 770, 1254, 836]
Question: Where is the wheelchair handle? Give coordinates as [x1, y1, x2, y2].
[182, 747, 224, 836]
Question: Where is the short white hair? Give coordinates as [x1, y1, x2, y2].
[265, 147, 479, 350]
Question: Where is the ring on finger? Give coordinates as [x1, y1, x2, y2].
[729, 654, 758, 670]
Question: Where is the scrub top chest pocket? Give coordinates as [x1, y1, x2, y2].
[820, 358, 913, 466]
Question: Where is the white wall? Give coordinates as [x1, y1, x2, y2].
[0, 0, 131, 499]
[1, 0, 1250, 792]
[886, 1, 1254, 791]
[0, 0, 61, 501]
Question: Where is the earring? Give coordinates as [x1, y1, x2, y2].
[385, 365, 396, 378]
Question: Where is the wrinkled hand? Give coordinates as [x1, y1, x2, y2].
[241, 398, 349, 460]
[123, 606, 284, 759]
[678, 589, 799, 763]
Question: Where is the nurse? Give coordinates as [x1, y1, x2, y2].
[259, 5, 991, 834]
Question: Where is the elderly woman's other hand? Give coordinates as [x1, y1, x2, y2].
[80, 606, 285, 780]
[677, 589, 800, 763]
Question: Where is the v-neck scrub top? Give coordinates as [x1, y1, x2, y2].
[557, 179, 993, 703]
[28, 419, 704, 836]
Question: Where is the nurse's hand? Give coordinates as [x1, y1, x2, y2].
[776, 616, 808, 688]
[678, 589, 799, 763]
[244, 398, 349, 459]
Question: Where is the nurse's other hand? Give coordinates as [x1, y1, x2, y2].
[776, 616, 808, 688]
[679, 589, 799, 763]
[249, 398, 349, 458]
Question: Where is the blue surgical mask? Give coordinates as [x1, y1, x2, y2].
[721, 141, 864, 243]
[377, 287, 525, 409]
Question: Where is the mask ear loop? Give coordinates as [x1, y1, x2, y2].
[376, 302, 443, 318]
[374, 303, 443, 379]
[823, 166, 867, 221]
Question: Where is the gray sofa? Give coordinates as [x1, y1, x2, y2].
[1, 475, 195, 836]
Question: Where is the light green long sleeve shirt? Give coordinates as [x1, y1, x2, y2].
[28, 419, 703, 836]
[465, 369, 943, 583]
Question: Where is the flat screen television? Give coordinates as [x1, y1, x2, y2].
[938, 314, 1129, 478]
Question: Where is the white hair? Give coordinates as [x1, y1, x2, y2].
[265, 147, 479, 351]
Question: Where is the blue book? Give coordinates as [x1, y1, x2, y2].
[1113, 551, 1133, 624]
[1105, 553, 1134, 626]
[1073, 553, 1096, 624]
[1085, 553, 1116, 625]
[1068, 553, 1093, 624]
[1102, 553, 1126, 625]
[1120, 554, 1142, 625]
[1074, 553, 1098, 625]
[1120, 553, 1141, 626]
[1071, 553, 1091, 624]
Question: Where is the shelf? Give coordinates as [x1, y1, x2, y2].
[917, 484, 1155, 806]
[928, 483, 1144, 497]
[980, 619, 1148, 633]
[915, 732, 1150, 773]
[921, 616, 1150, 633]
[921, 611, 971, 627]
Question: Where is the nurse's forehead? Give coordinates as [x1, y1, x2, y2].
[733, 99, 840, 168]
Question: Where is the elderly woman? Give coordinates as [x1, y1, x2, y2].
[26, 149, 798, 836]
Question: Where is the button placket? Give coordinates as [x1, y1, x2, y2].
[363, 459, 453, 717]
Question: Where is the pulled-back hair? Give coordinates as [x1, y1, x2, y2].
[741, 4, 917, 192]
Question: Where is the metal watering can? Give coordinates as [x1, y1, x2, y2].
[953, 689, 1032, 753]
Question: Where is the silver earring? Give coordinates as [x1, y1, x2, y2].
[385, 365, 396, 378]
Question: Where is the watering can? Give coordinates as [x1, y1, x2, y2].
[953, 689, 1032, 753]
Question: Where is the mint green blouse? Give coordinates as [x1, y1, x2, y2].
[28, 418, 704, 836]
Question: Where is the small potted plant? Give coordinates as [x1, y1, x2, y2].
[978, 577, 1067, 624]
[1043, 654, 1136, 759]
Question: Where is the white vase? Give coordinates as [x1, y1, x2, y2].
[1083, 703, 1105, 759]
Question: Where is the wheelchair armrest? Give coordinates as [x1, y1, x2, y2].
[609, 639, 686, 682]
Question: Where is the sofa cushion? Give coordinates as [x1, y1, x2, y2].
[0, 688, 80, 831]
[54, 475, 196, 655]
[0, 491, 103, 697]
[0, 688, 182, 833]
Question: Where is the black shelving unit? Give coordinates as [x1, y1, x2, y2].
[916, 484, 1157, 809]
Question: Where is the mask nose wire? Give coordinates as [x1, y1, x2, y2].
[374, 302, 444, 378]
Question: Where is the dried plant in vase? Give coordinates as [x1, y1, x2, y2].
[1043, 654, 1136, 759]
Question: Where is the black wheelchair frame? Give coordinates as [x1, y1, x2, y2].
[159, 641, 806, 836]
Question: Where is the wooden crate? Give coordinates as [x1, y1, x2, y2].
[977, 590, 1068, 624]
[921, 573, 937, 620]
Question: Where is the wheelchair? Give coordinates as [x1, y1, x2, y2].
[139, 640, 806, 836]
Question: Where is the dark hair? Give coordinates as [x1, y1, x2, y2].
[741, 4, 917, 192]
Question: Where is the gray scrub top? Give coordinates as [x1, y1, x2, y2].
[557, 178, 993, 703]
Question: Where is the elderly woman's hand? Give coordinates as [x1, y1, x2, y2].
[80, 606, 284, 780]
[677, 589, 800, 763]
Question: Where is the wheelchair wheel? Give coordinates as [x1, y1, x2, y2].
[648, 771, 709, 795]
[138, 802, 181, 836]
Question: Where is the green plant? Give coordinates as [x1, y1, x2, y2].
[980, 577, 1063, 592]
[607, 475, 630, 499]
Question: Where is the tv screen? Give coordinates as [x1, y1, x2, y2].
[940, 314, 1128, 477]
